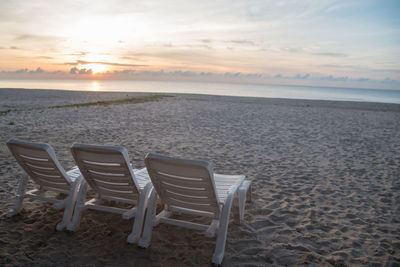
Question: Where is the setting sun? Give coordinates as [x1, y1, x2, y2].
[82, 63, 109, 74]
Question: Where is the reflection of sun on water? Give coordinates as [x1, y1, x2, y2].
[90, 81, 99, 91]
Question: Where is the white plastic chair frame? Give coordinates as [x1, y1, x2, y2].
[139, 153, 251, 265]
[68, 144, 152, 244]
[6, 139, 83, 230]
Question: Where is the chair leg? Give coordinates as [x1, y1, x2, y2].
[66, 181, 88, 231]
[212, 191, 235, 265]
[138, 189, 157, 248]
[238, 180, 251, 225]
[56, 176, 83, 231]
[233, 192, 240, 224]
[127, 183, 153, 244]
[7, 175, 28, 217]
[246, 182, 252, 203]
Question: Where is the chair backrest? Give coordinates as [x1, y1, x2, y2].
[71, 144, 140, 204]
[7, 139, 71, 193]
[145, 153, 221, 218]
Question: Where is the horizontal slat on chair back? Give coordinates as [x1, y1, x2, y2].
[7, 140, 71, 193]
[145, 153, 221, 218]
[71, 144, 139, 203]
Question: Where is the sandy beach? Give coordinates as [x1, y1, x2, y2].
[0, 88, 399, 266]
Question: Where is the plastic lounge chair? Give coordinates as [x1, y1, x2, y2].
[67, 144, 152, 244]
[139, 153, 251, 265]
[6, 139, 83, 230]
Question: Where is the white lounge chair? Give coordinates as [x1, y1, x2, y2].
[67, 144, 152, 244]
[6, 139, 83, 230]
[139, 153, 251, 265]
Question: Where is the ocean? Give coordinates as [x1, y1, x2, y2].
[0, 79, 399, 104]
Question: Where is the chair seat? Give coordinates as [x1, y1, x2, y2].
[66, 166, 82, 183]
[133, 167, 151, 190]
[214, 173, 245, 204]
[81, 167, 151, 194]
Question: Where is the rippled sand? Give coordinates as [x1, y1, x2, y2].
[0, 88, 399, 266]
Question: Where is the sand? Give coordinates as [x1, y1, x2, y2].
[0, 88, 399, 266]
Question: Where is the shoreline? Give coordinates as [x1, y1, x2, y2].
[1, 88, 399, 266]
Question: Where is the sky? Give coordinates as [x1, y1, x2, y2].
[0, 0, 399, 89]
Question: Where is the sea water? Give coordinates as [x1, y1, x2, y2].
[0, 79, 399, 104]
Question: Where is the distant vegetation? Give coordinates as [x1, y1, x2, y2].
[0, 94, 171, 116]
[0, 109, 14, 115]
[49, 94, 169, 109]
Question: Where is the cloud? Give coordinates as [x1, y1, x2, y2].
[70, 67, 92, 75]
[0, 68, 45, 75]
[270, 73, 395, 85]
[15, 68, 28, 73]
[355, 77, 369, 82]
[65, 60, 148, 68]
[14, 34, 63, 42]
[0, 46, 19, 50]
[245, 73, 262, 78]
[29, 67, 44, 74]
[2, 68, 43, 74]
[317, 75, 377, 83]
[224, 72, 241, 77]
[162, 43, 173, 48]
[78, 68, 92, 75]
[274, 73, 310, 80]
[108, 69, 264, 80]
[36, 56, 54, 59]
[200, 72, 213, 76]
[314, 52, 347, 57]
[295, 73, 310, 79]
[172, 70, 197, 77]
[229, 39, 256, 46]
[320, 64, 351, 69]
[320, 64, 400, 74]
[68, 51, 88, 57]
[0, 67, 398, 89]
[382, 77, 396, 84]
[374, 69, 400, 74]
[121, 50, 221, 67]
[320, 75, 348, 82]
[282, 47, 302, 53]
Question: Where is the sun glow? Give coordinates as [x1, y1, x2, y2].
[82, 63, 109, 73]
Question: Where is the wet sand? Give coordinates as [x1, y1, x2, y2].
[0, 88, 399, 266]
